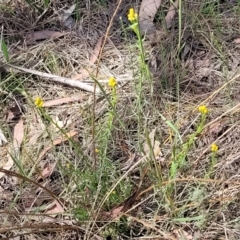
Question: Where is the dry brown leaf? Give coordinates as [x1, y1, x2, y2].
[6, 105, 22, 122]
[147, 30, 166, 44]
[73, 36, 103, 80]
[139, 0, 162, 34]
[45, 200, 64, 214]
[26, 30, 67, 43]
[173, 229, 193, 240]
[59, 4, 76, 29]
[43, 95, 87, 107]
[233, 38, 240, 44]
[0, 186, 14, 201]
[165, 0, 178, 29]
[0, 119, 24, 179]
[37, 163, 56, 180]
[101, 206, 123, 220]
[202, 118, 228, 138]
[109, 206, 123, 219]
[89, 36, 103, 66]
[72, 69, 89, 81]
[13, 119, 24, 149]
[143, 129, 162, 159]
[37, 130, 78, 161]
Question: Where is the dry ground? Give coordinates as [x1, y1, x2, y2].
[1, 0, 240, 239]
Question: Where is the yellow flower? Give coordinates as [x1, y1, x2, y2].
[95, 148, 99, 153]
[128, 8, 138, 22]
[66, 163, 71, 169]
[108, 77, 117, 88]
[198, 105, 208, 115]
[211, 143, 219, 152]
[34, 97, 44, 107]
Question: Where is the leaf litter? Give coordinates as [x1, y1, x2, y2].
[1, 0, 240, 239]
[0, 119, 24, 179]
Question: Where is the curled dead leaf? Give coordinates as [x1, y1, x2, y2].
[26, 30, 67, 44]
[73, 36, 103, 80]
[233, 38, 240, 44]
[0, 119, 24, 179]
[139, 0, 162, 34]
[165, 0, 178, 29]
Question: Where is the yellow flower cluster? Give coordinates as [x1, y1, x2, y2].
[95, 148, 100, 153]
[128, 8, 138, 22]
[198, 105, 208, 115]
[34, 97, 44, 108]
[211, 143, 218, 153]
[108, 77, 117, 88]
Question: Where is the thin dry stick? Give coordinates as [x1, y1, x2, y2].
[91, 0, 123, 169]
[138, 177, 240, 199]
[1, 63, 100, 93]
[88, 1, 124, 239]
[195, 72, 240, 111]
[123, 213, 177, 240]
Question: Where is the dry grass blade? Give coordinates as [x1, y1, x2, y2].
[37, 130, 78, 162]
[124, 213, 176, 240]
[0, 168, 62, 204]
[73, 36, 103, 81]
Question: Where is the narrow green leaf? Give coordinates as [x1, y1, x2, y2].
[173, 215, 204, 223]
[1, 38, 9, 62]
[159, 113, 182, 143]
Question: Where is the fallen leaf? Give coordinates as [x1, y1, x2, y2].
[13, 119, 24, 150]
[202, 118, 226, 136]
[37, 163, 56, 180]
[6, 105, 22, 122]
[0, 188, 14, 201]
[173, 229, 193, 240]
[165, 0, 178, 29]
[233, 38, 240, 44]
[0, 119, 24, 179]
[73, 36, 103, 80]
[143, 129, 162, 159]
[147, 30, 166, 44]
[108, 206, 123, 219]
[37, 130, 78, 161]
[59, 4, 76, 28]
[139, 0, 162, 34]
[89, 36, 103, 66]
[26, 30, 67, 43]
[121, 152, 136, 171]
[43, 95, 87, 107]
[45, 200, 64, 214]
[51, 115, 70, 130]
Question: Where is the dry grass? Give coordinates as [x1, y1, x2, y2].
[1, 0, 240, 239]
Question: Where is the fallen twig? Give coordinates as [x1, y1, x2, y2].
[1, 63, 101, 94]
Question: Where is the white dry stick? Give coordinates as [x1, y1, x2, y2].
[2, 63, 101, 94]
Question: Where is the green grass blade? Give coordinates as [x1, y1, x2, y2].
[1, 38, 9, 62]
[159, 113, 182, 143]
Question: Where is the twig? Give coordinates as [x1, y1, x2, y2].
[1, 63, 100, 94]
[91, 0, 123, 169]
